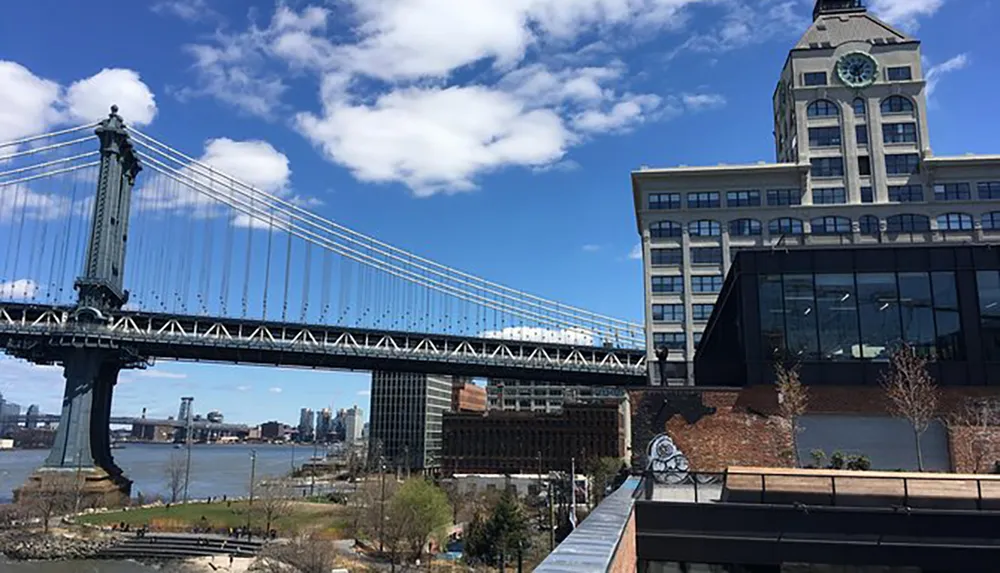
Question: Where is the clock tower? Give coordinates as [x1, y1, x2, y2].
[773, 0, 930, 204]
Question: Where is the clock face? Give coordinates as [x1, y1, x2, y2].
[836, 52, 878, 88]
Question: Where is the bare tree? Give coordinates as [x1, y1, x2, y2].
[951, 397, 1000, 473]
[253, 478, 293, 535]
[774, 360, 808, 466]
[880, 343, 939, 471]
[165, 453, 186, 504]
[256, 533, 339, 573]
[21, 474, 77, 533]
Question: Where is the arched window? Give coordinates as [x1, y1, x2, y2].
[853, 98, 867, 117]
[650, 221, 683, 238]
[983, 212, 1000, 230]
[811, 216, 852, 235]
[729, 219, 762, 236]
[859, 215, 881, 236]
[886, 214, 930, 233]
[937, 213, 974, 231]
[769, 217, 804, 235]
[881, 95, 914, 114]
[688, 220, 721, 237]
[807, 100, 840, 118]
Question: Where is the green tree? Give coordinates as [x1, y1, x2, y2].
[464, 489, 530, 569]
[588, 457, 624, 504]
[388, 478, 453, 562]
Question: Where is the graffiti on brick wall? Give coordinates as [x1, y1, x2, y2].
[647, 432, 720, 485]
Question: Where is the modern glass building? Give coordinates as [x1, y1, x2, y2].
[696, 244, 1000, 387]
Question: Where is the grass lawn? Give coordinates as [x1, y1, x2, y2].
[78, 501, 349, 537]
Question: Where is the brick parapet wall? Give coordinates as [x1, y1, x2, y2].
[630, 386, 1000, 474]
[608, 509, 636, 573]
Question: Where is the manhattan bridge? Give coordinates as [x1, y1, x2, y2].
[0, 107, 646, 500]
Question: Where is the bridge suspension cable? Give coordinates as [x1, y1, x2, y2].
[127, 128, 643, 346]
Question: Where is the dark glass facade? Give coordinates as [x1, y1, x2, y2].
[696, 245, 1000, 387]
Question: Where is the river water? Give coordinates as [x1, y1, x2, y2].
[1, 443, 318, 572]
[0, 442, 320, 504]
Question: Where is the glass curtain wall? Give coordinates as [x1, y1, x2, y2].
[758, 272, 962, 361]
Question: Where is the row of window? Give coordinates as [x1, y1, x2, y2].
[648, 212, 1000, 242]
[651, 275, 724, 294]
[652, 331, 703, 351]
[803, 66, 912, 88]
[647, 177, 1000, 214]
[651, 303, 716, 323]
[808, 96, 913, 118]
[808, 123, 917, 147]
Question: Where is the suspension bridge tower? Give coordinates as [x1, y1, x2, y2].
[15, 106, 144, 507]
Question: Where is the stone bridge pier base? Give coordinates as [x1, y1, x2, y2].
[15, 349, 132, 509]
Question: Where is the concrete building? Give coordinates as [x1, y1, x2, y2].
[631, 0, 1000, 385]
[344, 405, 364, 444]
[487, 379, 625, 412]
[451, 379, 487, 413]
[368, 371, 452, 470]
[298, 408, 315, 442]
[0, 393, 21, 436]
[316, 408, 333, 442]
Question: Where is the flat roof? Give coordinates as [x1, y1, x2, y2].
[631, 162, 803, 177]
[925, 154, 1000, 167]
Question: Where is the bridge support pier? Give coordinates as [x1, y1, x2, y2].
[15, 349, 132, 508]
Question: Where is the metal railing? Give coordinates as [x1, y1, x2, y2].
[638, 469, 1000, 511]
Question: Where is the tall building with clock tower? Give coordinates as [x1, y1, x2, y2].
[631, 0, 1000, 386]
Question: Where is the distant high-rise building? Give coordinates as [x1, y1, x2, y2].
[344, 406, 364, 445]
[0, 392, 21, 436]
[331, 408, 348, 442]
[298, 408, 315, 442]
[368, 372, 452, 470]
[316, 408, 333, 442]
[25, 404, 39, 429]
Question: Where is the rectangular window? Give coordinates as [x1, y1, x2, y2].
[687, 192, 720, 209]
[934, 182, 972, 201]
[651, 304, 684, 323]
[855, 125, 868, 146]
[767, 189, 802, 206]
[811, 157, 844, 178]
[651, 276, 683, 294]
[653, 332, 686, 350]
[804, 72, 828, 86]
[888, 184, 924, 202]
[650, 248, 682, 266]
[883, 123, 917, 144]
[648, 192, 681, 210]
[692, 304, 715, 321]
[858, 156, 871, 176]
[813, 187, 847, 205]
[979, 181, 1000, 200]
[726, 190, 761, 207]
[885, 154, 920, 175]
[808, 126, 842, 147]
[861, 186, 874, 203]
[693, 332, 703, 348]
[887, 66, 913, 81]
[691, 275, 723, 293]
[690, 247, 722, 265]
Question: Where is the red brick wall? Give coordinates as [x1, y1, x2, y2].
[630, 386, 1000, 474]
[608, 509, 636, 573]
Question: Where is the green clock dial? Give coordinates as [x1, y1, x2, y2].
[836, 51, 878, 88]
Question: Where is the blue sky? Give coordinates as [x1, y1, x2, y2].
[0, 0, 995, 425]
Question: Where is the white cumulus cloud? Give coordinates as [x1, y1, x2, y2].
[0, 61, 157, 144]
[869, 0, 944, 29]
[64, 69, 158, 127]
[269, 386, 283, 393]
[179, 2, 734, 196]
[628, 243, 643, 260]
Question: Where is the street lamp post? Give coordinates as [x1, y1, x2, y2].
[247, 449, 257, 539]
